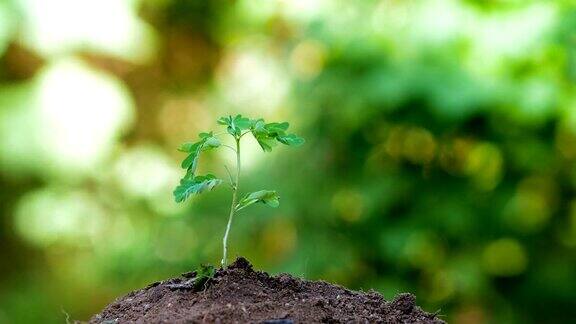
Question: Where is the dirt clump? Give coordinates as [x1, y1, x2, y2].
[91, 257, 444, 323]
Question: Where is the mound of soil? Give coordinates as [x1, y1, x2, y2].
[91, 258, 444, 323]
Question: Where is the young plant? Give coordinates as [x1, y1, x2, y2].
[173, 115, 304, 267]
[166, 264, 215, 291]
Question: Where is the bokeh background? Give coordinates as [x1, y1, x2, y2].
[1, 0, 576, 323]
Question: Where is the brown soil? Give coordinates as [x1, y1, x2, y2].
[90, 258, 444, 323]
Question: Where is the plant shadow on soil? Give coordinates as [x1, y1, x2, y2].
[90, 257, 445, 323]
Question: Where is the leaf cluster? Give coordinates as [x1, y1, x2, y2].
[174, 174, 222, 203]
[173, 114, 303, 213]
[218, 114, 305, 150]
[236, 190, 279, 211]
[178, 132, 221, 178]
[173, 131, 223, 203]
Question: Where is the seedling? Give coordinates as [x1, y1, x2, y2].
[173, 115, 304, 267]
[167, 264, 216, 291]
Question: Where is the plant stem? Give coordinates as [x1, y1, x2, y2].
[221, 137, 241, 267]
[221, 144, 237, 153]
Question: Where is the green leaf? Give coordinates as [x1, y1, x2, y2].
[173, 174, 222, 203]
[265, 122, 289, 135]
[181, 146, 201, 170]
[179, 132, 220, 178]
[251, 119, 266, 135]
[198, 132, 213, 139]
[204, 136, 221, 149]
[218, 115, 252, 137]
[249, 119, 276, 152]
[217, 116, 230, 125]
[180, 139, 204, 174]
[235, 190, 280, 211]
[253, 134, 276, 152]
[277, 133, 305, 146]
[247, 118, 304, 151]
[233, 114, 252, 130]
[178, 142, 201, 153]
[217, 116, 237, 136]
[199, 132, 221, 149]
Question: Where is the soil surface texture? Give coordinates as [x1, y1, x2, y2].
[90, 257, 444, 323]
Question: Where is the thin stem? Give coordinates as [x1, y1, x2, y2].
[221, 137, 241, 268]
[239, 130, 251, 138]
[224, 165, 235, 188]
[221, 144, 237, 153]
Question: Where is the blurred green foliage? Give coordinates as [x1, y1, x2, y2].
[1, 0, 576, 323]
